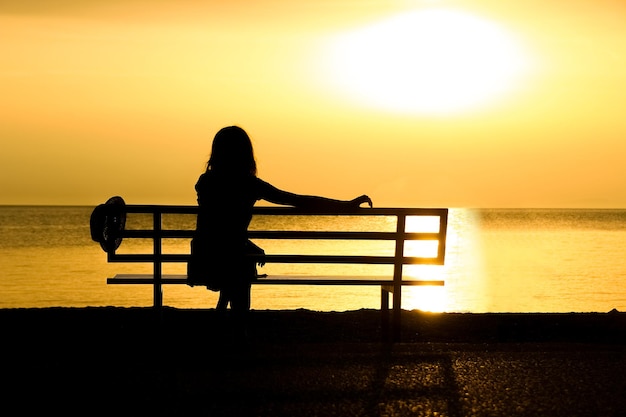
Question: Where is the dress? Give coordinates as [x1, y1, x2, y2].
[190, 171, 271, 291]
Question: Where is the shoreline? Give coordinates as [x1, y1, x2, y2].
[2, 306, 625, 344]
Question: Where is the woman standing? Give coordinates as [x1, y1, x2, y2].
[191, 126, 372, 334]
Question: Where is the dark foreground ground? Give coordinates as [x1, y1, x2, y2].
[2, 307, 626, 416]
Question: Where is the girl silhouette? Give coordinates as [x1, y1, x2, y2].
[191, 126, 372, 335]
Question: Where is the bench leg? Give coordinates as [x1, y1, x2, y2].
[392, 293, 401, 342]
[381, 287, 390, 342]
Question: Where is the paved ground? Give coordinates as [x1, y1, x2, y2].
[2, 308, 625, 416]
[146, 342, 626, 417]
[6, 341, 625, 416]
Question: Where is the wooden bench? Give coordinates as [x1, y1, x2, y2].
[99, 204, 448, 341]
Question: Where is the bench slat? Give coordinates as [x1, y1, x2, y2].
[107, 254, 445, 265]
[120, 230, 443, 241]
[108, 274, 445, 287]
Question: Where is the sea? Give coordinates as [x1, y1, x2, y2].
[1, 206, 625, 313]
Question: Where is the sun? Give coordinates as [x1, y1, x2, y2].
[321, 9, 532, 115]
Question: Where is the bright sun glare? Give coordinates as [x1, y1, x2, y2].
[323, 9, 531, 115]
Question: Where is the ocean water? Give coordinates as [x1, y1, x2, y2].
[1, 206, 625, 313]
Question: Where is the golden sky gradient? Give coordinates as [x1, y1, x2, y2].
[1, 0, 625, 207]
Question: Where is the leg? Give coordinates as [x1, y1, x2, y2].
[216, 290, 230, 311]
[230, 281, 252, 341]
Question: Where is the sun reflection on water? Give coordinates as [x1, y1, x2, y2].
[404, 285, 448, 313]
[402, 209, 484, 313]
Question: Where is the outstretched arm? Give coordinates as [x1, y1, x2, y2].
[260, 182, 372, 211]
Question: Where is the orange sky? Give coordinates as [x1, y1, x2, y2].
[1, 0, 625, 207]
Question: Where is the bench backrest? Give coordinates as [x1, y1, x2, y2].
[105, 205, 448, 311]
[107, 206, 448, 269]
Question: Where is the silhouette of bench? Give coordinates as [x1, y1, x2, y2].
[98, 204, 448, 341]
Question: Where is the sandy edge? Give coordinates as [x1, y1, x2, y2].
[2, 307, 625, 344]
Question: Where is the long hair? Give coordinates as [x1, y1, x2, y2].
[207, 126, 257, 176]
